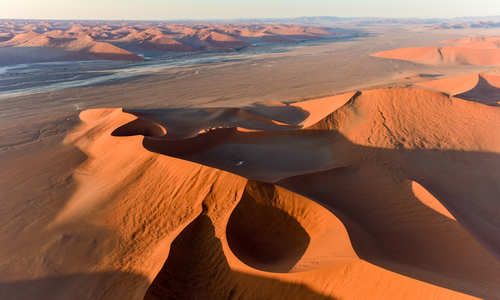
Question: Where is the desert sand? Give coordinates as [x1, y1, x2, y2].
[1, 23, 500, 300]
[2, 81, 500, 299]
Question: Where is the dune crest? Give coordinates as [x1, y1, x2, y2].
[290, 91, 358, 128]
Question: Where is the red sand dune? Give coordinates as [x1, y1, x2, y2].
[371, 35, 500, 66]
[4, 84, 499, 299]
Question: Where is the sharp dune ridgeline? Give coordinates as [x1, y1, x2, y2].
[2, 75, 499, 299]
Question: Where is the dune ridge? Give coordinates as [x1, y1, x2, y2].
[5, 80, 496, 300]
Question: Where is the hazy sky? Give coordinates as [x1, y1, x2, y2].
[1, 0, 500, 20]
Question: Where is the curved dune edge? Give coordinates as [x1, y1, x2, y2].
[411, 181, 456, 220]
[29, 85, 500, 300]
[414, 73, 480, 96]
[414, 72, 500, 105]
[226, 180, 357, 273]
[290, 91, 358, 128]
[371, 46, 444, 65]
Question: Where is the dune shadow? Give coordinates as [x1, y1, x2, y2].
[141, 129, 344, 182]
[111, 118, 166, 137]
[418, 73, 443, 78]
[226, 181, 310, 273]
[455, 75, 500, 105]
[277, 160, 500, 298]
[144, 213, 335, 300]
[133, 125, 500, 298]
[243, 102, 309, 125]
[119, 105, 305, 139]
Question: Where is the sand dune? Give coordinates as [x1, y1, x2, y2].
[226, 180, 357, 273]
[415, 72, 500, 105]
[0, 20, 340, 64]
[3, 25, 500, 297]
[371, 35, 500, 66]
[0, 31, 143, 64]
[414, 73, 480, 95]
[372, 46, 444, 65]
[2, 83, 496, 299]
[289, 91, 358, 128]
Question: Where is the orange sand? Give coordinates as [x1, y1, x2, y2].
[2, 82, 498, 299]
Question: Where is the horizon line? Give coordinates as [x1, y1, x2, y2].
[1, 15, 499, 22]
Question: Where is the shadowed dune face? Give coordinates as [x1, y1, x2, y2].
[121, 106, 303, 140]
[226, 181, 311, 273]
[120, 92, 356, 139]
[111, 119, 166, 137]
[141, 129, 348, 182]
[226, 180, 357, 273]
[144, 214, 337, 300]
[454, 74, 500, 105]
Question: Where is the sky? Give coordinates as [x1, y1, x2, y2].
[1, 0, 500, 20]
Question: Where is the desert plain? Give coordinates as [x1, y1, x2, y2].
[1, 18, 500, 300]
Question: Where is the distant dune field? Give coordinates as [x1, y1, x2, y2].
[0, 20, 344, 64]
